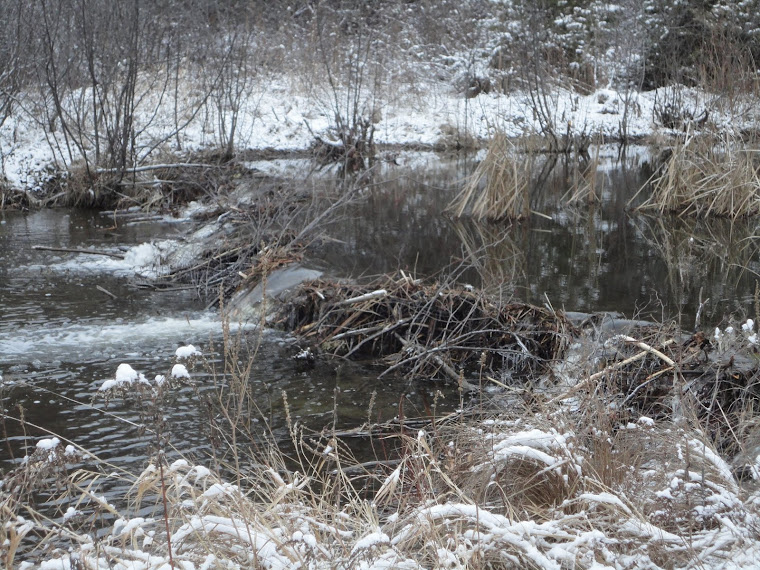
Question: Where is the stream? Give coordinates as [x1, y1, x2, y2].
[2, 148, 760, 507]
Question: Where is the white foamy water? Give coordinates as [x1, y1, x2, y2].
[20, 240, 183, 278]
[0, 315, 253, 363]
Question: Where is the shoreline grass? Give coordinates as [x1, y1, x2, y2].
[4, 313, 760, 568]
[635, 134, 760, 219]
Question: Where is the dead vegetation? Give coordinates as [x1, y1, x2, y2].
[447, 133, 535, 221]
[634, 134, 760, 218]
[274, 273, 573, 387]
[7, 360, 760, 568]
[0, 153, 254, 211]
[560, 320, 760, 466]
[5, 306, 760, 568]
[141, 174, 359, 305]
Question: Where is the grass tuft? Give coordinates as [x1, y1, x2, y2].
[447, 133, 534, 221]
[635, 134, 760, 218]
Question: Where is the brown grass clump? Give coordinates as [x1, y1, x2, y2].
[447, 132, 534, 221]
[635, 134, 760, 218]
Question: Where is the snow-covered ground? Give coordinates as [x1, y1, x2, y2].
[2, 69, 752, 193]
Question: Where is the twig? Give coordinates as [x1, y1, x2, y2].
[392, 333, 478, 391]
[32, 245, 125, 259]
[549, 338, 677, 404]
[614, 335, 676, 367]
[157, 452, 175, 570]
[335, 458, 402, 475]
[96, 285, 118, 300]
[342, 318, 412, 359]
[333, 289, 387, 307]
[694, 288, 709, 331]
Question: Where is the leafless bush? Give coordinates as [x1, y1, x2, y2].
[303, 3, 399, 172]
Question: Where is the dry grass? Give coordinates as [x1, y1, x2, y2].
[4, 315, 760, 568]
[447, 133, 535, 221]
[5, 393, 760, 568]
[562, 142, 601, 205]
[634, 134, 760, 218]
[451, 219, 526, 295]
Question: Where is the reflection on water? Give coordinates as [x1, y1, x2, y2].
[2, 148, 760, 508]
[318, 149, 760, 326]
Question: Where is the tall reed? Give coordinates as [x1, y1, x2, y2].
[635, 134, 760, 218]
[448, 133, 534, 221]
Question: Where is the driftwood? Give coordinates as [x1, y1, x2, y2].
[32, 245, 125, 260]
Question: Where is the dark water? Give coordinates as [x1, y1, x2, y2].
[0, 208, 446, 481]
[2, 148, 760, 513]
[319, 149, 760, 327]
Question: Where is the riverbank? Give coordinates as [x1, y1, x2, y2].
[0, 72, 747, 202]
[7, 309, 760, 569]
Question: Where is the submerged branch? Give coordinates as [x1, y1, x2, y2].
[32, 245, 125, 259]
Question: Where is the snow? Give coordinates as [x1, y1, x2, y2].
[576, 492, 632, 515]
[100, 363, 149, 391]
[0, 69, 748, 194]
[351, 531, 391, 555]
[171, 515, 293, 569]
[114, 517, 147, 537]
[487, 429, 571, 470]
[63, 507, 79, 521]
[175, 344, 201, 359]
[116, 363, 140, 384]
[171, 364, 190, 379]
[36, 437, 60, 451]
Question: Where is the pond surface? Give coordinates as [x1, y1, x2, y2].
[2, 148, 760, 511]
[318, 148, 760, 327]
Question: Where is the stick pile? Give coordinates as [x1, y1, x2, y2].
[276, 273, 573, 384]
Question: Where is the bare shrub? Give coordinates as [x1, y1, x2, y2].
[652, 87, 711, 131]
[302, 3, 395, 172]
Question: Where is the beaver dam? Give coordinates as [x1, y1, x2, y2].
[273, 274, 572, 388]
[266, 273, 760, 471]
